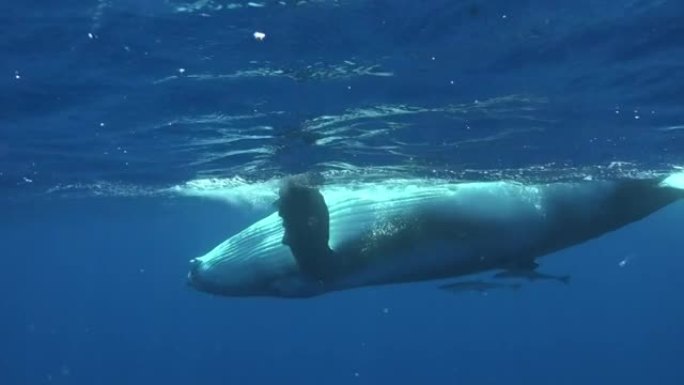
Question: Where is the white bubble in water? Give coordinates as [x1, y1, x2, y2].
[253, 31, 266, 41]
[618, 254, 635, 268]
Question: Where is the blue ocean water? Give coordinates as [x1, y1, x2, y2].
[2, 1, 684, 384]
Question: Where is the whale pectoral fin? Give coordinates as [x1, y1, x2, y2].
[294, 248, 338, 282]
[277, 176, 338, 281]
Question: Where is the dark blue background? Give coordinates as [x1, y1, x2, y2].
[2, 0, 684, 384]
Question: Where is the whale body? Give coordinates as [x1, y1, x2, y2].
[187, 172, 684, 298]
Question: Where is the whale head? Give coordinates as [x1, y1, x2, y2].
[185, 186, 459, 298]
[186, 213, 313, 297]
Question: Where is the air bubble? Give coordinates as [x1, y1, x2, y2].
[253, 31, 266, 41]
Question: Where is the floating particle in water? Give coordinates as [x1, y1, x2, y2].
[502, 14, 508, 19]
[178, 68, 186, 74]
[354, 372, 360, 377]
[14, 70, 20, 79]
[618, 254, 635, 267]
[88, 32, 94, 39]
[99, 122, 105, 127]
[382, 307, 389, 314]
[254, 31, 266, 41]
[23, 177, 33, 183]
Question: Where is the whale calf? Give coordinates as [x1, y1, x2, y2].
[187, 172, 684, 298]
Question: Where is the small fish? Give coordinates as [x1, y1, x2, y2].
[438, 280, 521, 294]
[494, 269, 570, 285]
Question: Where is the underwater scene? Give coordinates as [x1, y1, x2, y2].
[2, 1, 684, 384]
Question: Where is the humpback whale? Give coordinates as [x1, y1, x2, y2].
[187, 171, 684, 298]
